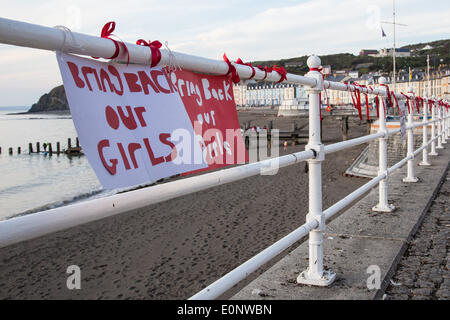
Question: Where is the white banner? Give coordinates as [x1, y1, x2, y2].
[56, 52, 207, 189]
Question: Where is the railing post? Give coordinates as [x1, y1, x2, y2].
[373, 77, 395, 212]
[443, 107, 448, 144]
[429, 97, 438, 156]
[297, 55, 335, 286]
[437, 102, 444, 150]
[403, 87, 418, 183]
[419, 97, 431, 166]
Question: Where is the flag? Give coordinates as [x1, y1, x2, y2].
[381, 26, 386, 37]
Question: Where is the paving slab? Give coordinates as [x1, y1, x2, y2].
[233, 146, 449, 300]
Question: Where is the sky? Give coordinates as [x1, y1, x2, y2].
[0, 0, 449, 106]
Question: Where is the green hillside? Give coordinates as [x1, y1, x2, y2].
[252, 39, 449, 76]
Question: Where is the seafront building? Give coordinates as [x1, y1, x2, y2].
[233, 81, 309, 107]
[233, 69, 450, 108]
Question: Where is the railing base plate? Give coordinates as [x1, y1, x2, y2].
[372, 203, 396, 213]
[297, 269, 336, 287]
[403, 177, 419, 183]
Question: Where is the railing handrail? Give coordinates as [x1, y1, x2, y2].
[0, 17, 443, 103]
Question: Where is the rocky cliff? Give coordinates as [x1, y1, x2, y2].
[28, 85, 69, 113]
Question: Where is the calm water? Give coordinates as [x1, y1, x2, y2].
[0, 107, 105, 220]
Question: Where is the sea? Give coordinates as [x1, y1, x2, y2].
[0, 106, 113, 221]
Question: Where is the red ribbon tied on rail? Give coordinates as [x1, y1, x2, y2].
[235, 58, 255, 79]
[272, 65, 287, 83]
[346, 82, 362, 120]
[93, 21, 130, 65]
[223, 54, 240, 84]
[354, 82, 371, 120]
[415, 97, 423, 113]
[391, 92, 401, 115]
[256, 65, 273, 80]
[136, 39, 162, 68]
[375, 96, 380, 118]
[401, 93, 411, 114]
[380, 84, 393, 111]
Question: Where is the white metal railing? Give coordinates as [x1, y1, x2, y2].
[0, 17, 449, 299]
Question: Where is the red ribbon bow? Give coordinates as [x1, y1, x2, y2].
[272, 65, 287, 83]
[94, 21, 129, 65]
[235, 58, 255, 79]
[222, 54, 240, 84]
[136, 39, 162, 68]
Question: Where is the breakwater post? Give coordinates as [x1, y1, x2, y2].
[9, 147, 13, 155]
[68, 138, 72, 149]
[29, 143, 33, 154]
[57, 142, 61, 155]
[17, 147, 21, 154]
[36, 142, 40, 153]
[48, 143, 52, 155]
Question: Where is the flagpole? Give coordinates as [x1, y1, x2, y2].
[393, 0, 396, 92]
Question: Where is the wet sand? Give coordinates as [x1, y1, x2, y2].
[0, 113, 369, 299]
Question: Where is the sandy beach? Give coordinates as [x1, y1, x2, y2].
[0, 113, 369, 299]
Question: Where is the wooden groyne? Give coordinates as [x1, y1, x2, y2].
[1, 137, 83, 156]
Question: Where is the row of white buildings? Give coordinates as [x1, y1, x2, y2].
[233, 82, 308, 107]
[233, 69, 450, 109]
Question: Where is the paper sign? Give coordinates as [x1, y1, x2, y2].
[56, 52, 246, 189]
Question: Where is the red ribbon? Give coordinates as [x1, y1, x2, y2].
[346, 82, 362, 120]
[256, 65, 273, 80]
[235, 58, 255, 79]
[94, 22, 129, 65]
[223, 54, 240, 84]
[401, 93, 411, 114]
[272, 65, 287, 83]
[415, 97, 423, 113]
[136, 39, 162, 68]
[354, 82, 371, 120]
[380, 84, 393, 112]
[375, 96, 380, 118]
[392, 92, 401, 115]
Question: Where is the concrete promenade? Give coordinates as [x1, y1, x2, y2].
[385, 169, 449, 300]
[234, 145, 449, 300]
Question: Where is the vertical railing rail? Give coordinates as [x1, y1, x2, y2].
[430, 96, 438, 156]
[420, 97, 431, 166]
[437, 101, 444, 150]
[373, 77, 395, 212]
[403, 87, 419, 183]
[444, 107, 449, 143]
[297, 55, 336, 286]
